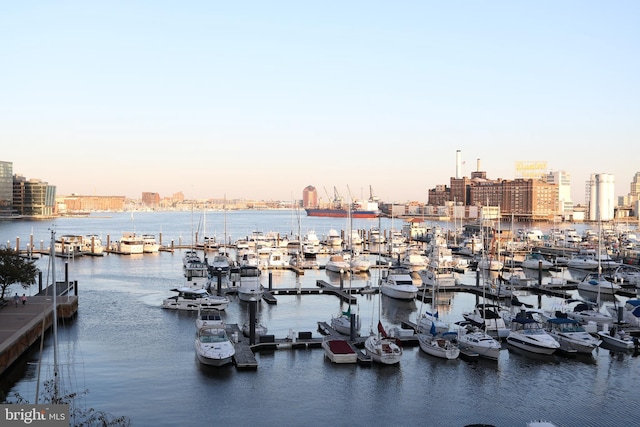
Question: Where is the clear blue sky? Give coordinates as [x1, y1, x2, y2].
[1, 1, 638, 204]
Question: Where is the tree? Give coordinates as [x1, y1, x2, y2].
[0, 246, 39, 301]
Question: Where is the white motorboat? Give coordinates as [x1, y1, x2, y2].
[210, 254, 231, 276]
[236, 265, 265, 302]
[116, 232, 144, 254]
[242, 319, 268, 337]
[563, 299, 614, 329]
[419, 266, 459, 288]
[183, 256, 210, 290]
[322, 229, 343, 247]
[567, 255, 599, 270]
[195, 326, 235, 366]
[456, 325, 502, 361]
[324, 254, 351, 274]
[462, 303, 510, 340]
[322, 338, 358, 364]
[364, 323, 403, 365]
[141, 234, 160, 253]
[598, 324, 637, 351]
[379, 268, 418, 300]
[506, 317, 560, 355]
[342, 250, 371, 274]
[54, 234, 84, 258]
[577, 273, 621, 296]
[606, 299, 640, 327]
[544, 317, 601, 354]
[476, 257, 504, 272]
[400, 247, 429, 273]
[162, 287, 230, 311]
[82, 234, 104, 256]
[330, 306, 361, 336]
[196, 308, 225, 330]
[182, 249, 201, 266]
[417, 330, 460, 360]
[611, 265, 640, 287]
[521, 253, 553, 271]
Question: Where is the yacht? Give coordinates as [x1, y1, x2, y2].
[162, 287, 230, 311]
[506, 317, 560, 355]
[236, 265, 265, 302]
[544, 317, 601, 354]
[141, 234, 160, 253]
[117, 233, 144, 254]
[195, 326, 235, 367]
[379, 267, 419, 300]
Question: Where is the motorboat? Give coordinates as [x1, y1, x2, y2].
[611, 265, 640, 287]
[400, 246, 429, 273]
[577, 273, 621, 296]
[141, 234, 160, 253]
[196, 308, 225, 330]
[330, 306, 361, 336]
[324, 254, 351, 274]
[162, 287, 230, 311]
[456, 324, 502, 361]
[521, 253, 553, 271]
[116, 232, 144, 255]
[419, 266, 460, 288]
[183, 256, 210, 290]
[417, 330, 460, 360]
[236, 265, 265, 302]
[267, 248, 287, 268]
[242, 319, 268, 337]
[342, 250, 371, 274]
[210, 254, 231, 276]
[462, 303, 510, 339]
[322, 338, 358, 364]
[82, 234, 104, 256]
[195, 326, 235, 366]
[476, 257, 504, 272]
[322, 229, 343, 247]
[182, 249, 200, 266]
[544, 317, 602, 354]
[506, 317, 560, 355]
[597, 324, 637, 351]
[54, 234, 84, 258]
[363, 323, 403, 365]
[563, 299, 614, 329]
[606, 299, 640, 327]
[379, 267, 418, 300]
[567, 255, 599, 270]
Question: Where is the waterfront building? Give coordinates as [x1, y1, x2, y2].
[588, 173, 615, 221]
[545, 170, 574, 217]
[12, 175, 56, 217]
[0, 161, 13, 216]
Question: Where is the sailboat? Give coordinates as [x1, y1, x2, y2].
[416, 274, 460, 360]
[363, 252, 403, 364]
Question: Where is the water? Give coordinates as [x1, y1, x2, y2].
[1, 211, 639, 427]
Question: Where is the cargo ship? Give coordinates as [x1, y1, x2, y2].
[304, 207, 379, 218]
[305, 186, 380, 218]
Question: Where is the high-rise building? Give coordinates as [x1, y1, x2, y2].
[302, 186, 317, 208]
[588, 173, 615, 221]
[0, 161, 13, 216]
[544, 170, 573, 215]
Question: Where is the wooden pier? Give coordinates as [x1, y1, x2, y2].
[0, 282, 78, 376]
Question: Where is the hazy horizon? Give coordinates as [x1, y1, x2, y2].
[2, 2, 638, 204]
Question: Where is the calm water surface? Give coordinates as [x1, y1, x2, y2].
[1, 211, 639, 427]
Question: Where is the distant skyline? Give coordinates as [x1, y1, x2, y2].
[1, 1, 638, 205]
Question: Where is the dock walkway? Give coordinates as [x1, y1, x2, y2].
[0, 283, 78, 376]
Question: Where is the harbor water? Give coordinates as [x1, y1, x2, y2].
[1, 211, 639, 427]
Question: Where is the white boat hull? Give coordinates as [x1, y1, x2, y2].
[322, 340, 358, 364]
[364, 334, 402, 365]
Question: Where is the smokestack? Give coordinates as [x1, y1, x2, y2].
[477, 158, 481, 172]
[455, 150, 461, 179]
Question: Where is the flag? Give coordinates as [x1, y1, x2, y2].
[434, 311, 439, 319]
[342, 306, 351, 317]
[378, 321, 387, 338]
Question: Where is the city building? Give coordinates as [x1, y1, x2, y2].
[12, 175, 56, 218]
[0, 161, 13, 216]
[302, 185, 318, 208]
[588, 173, 615, 221]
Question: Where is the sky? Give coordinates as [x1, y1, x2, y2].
[1, 1, 638, 205]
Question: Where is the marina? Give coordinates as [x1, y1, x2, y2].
[1, 210, 640, 426]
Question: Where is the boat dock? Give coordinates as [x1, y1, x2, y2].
[0, 282, 78, 376]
